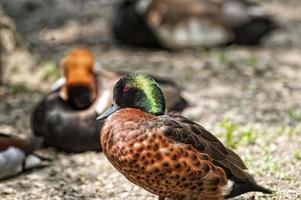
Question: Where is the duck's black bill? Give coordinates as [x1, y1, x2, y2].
[96, 103, 120, 121]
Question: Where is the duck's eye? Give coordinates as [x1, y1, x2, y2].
[122, 85, 130, 93]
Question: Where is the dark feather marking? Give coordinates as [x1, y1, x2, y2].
[159, 113, 251, 183]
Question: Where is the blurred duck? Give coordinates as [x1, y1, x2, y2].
[0, 133, 47, 180]
[112, 0, 279, 49]
[31, 48, 188, 153]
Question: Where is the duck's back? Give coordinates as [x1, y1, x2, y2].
[31, 92, 100, 152]
[112, 0, 278, 48]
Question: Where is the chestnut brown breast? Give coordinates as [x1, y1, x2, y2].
[101, 108, 227, 200]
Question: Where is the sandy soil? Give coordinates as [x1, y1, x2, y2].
[0, 0, 301, 199]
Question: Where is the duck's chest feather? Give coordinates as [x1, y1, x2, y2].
[101, 109, 154, 156]
[100, 108, 227, 200]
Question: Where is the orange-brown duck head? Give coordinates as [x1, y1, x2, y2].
[96, 72, 166, 121]
[60, 48, 97, 109]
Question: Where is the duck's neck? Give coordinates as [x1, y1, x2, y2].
[61, 73, 98, 109]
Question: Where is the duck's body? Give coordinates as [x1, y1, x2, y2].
[101, 109, 271, 199]
[98, 73, 272, 199]
[112, 0, 278, 49]
[0, 134, 46, 180]
[31, 91, 100, 152]
[102, 109, 228, 200]
[32, 49, 188, 153]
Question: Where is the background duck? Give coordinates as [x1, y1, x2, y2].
[112, 0, 279, 49]
[98, 73, 272, 200]
[0, 133, 48, 180]
[31, 48, 188, 153]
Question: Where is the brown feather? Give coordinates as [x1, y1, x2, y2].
[101, 108, 228, 200]
[160, 113, 251, 182]
[146, 0, 221, 26]
[0, 134, 43, 154]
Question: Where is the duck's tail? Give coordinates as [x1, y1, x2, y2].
[225, 180, 273, 198]
[231, 16, 279, 45]
[22, 137, 44, 154]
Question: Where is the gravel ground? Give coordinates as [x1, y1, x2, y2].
[0, 0, 301, 199]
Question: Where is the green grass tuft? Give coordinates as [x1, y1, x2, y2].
[293, 150, 301, 160]
[217, 116, 256, 149]
[262, 147, 281, 174]
[40, 61, 60, 81]
[245, 56, 259, 68]
[10, 84, 27, 94]
[288, 108, 301, 122]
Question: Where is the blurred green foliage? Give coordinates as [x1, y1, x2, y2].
[10, 83, 27, 94]
[40, 61, 60, 81]
[217, 116, 256, 149]
[288, 108, 301, 122]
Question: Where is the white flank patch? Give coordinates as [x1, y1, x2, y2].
[221, 180, 234, 196]
[95, 90, 111, 115]
[24, 155, 42, 169]
[154, 19, 230, 48]
[135, 0, 152, 14]
[222, 1, 249, 26]
[173, 25, 189, 44]
[248, 6, 265, 17]
[51, 77, 66, 91]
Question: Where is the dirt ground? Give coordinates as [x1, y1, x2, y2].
[0, 0, 301, 199]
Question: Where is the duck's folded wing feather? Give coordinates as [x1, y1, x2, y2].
[159, 113, 251, 182]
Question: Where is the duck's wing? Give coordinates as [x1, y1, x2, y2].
[0, 134, 43, 154]
[159, 113, 248, 181]
[141, 0, 222, 25]
[140, 0, 277, 46]
[158, 113, 272, 197]
[138, 0, 232, 48]
[143, 0, 273, 27]
[0, 135, 25, 151]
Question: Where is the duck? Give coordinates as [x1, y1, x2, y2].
[0, 133, 48, 180]
[31, 48, 188, 153]
[97, 73, 272, 200]
[112, 0, 279, 49]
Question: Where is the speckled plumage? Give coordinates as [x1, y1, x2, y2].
[99, 73, 272, 200]
[102, 109, 227, 200]
[101, 108, 271, 199]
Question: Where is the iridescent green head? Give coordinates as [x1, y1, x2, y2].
[96, 73, 166, 121]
